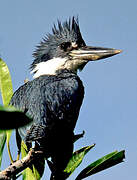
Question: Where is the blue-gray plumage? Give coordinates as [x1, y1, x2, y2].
[11, 69, 84, 142]
[10, 17, 122, 179]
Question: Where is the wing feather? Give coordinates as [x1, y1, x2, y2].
[10, 71, 84, 144]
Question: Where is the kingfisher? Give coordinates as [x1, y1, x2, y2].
[10, 17, 121, 179]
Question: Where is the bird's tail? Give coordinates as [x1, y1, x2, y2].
[47, 160, 68, 180]
[47, 135, 73, 180]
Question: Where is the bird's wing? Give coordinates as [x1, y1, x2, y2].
[10, 72, 84, 143]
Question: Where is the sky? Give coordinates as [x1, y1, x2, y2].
[0, 0, 137, 179]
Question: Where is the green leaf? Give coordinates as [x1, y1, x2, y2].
[0, 58, 13, 106]
[21, 141, 43, 180]
[0, 131, 6, 168]
[0, 105, 32, 129]
[0, 58, 13, 166]
[22, 167, 36, 180]
[64, 144, 95, 177]
[21, 141, 36, 180]
[76, 150, 125, 180]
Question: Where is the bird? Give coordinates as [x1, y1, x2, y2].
[10, 17, 122, 179]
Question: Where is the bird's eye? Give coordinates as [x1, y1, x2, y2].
[60, 42, 71, 51]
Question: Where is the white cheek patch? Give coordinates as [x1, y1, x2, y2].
[31, 57, 67, 78]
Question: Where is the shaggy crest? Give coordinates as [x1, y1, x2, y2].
[31, 17, 85, 70]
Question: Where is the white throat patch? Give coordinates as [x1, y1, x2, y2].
[31, 57, 67, 78]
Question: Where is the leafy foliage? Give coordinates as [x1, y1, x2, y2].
[0, 58, 13, 166]
[21, 141, 36, 180]
[0, 58, 34, 178]
[64, 144, 95, 178]
[0, 105, 32, 130]
[21, 141, 44, 180]
[76, 150, 125, 179]
[0, 131, 6, 167]
[0, 58, 13, 106]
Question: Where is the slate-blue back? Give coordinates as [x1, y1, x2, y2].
[10, 69, 84, 169]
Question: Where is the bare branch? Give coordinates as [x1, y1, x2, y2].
[0, 149, 44, 180]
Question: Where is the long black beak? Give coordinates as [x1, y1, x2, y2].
[70, 46, 122, 61]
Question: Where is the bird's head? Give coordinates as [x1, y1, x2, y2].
[31, 17, 122, 78]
